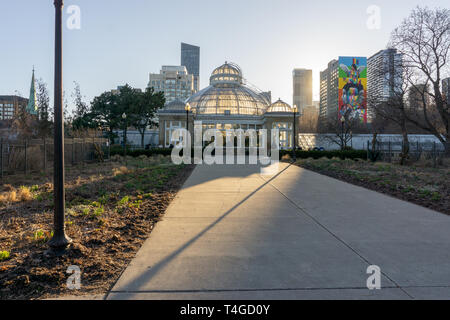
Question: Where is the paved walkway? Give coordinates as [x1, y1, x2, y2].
[107, 162, 450, 300]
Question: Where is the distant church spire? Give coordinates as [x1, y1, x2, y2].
[26, 67, 38, 115]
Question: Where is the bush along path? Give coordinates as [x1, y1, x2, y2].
[294, 157, 449, 215]
[0, 156, 194, 300]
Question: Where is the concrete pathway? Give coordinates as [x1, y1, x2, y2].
[108, 162, 450, 300]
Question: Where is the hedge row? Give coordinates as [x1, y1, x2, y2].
[110, 146, 173, 157]
[111, 146, 367, 161]
[279, 149, 367, 160]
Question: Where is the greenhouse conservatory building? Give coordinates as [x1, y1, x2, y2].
[157, 62, 299, 150]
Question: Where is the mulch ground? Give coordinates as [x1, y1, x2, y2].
[294, 158, 449, 215]
[0, 157, 194, 300]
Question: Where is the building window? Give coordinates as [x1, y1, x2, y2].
[272, 122, 293, 149]
[165, 121, 186, 147]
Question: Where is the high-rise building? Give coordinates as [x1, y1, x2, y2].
[368, 48, 403, 121]
[0, 95, 28, 121]
[443, 77, 450, 103]
[181, 43, 200, 92]
[312, 100, 320, 110]
[0, 69, 36, 122]
[319, 59, 339, 121]
[299, 105, 319, 133]
[111, 86, 142, 95]
[408, 84, 430, 110]
[148, 66, 195, 104]
[292, 68, 312, 113]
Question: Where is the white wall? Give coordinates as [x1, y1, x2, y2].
[298, 134, 444, 151]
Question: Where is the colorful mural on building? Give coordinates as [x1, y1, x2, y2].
[338, 56, 367, 123]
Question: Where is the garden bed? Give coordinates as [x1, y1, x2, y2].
[294, 157, 449, 215]
[0, 156, 194, 300]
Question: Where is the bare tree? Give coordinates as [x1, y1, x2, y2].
[11, 105, 35, 140]
[390, 7, 450, 154]
[368, 55, 414, 164]
[319, 110, 365, 150]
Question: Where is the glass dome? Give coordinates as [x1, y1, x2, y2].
[188, 62, 270, 116]
[210, 62, 243, 86]
[162, 99, 187, 111]
[158, 99, 186, 113]
[266, 99, 293, 113]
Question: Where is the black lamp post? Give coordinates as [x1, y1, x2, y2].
[340, 115, 346, 150]
[292, 105, 298, 161]
[184, 103, 191, 147]
[185, 103, 191, 132]
[122, 113, 127, 157]
[48, 0, 72, 254]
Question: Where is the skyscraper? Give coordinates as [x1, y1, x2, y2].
[148, 66, 195, 103]
[0, 95, 27, 121]
[368, 48, 403, 121]
[443, 77, 450, 103]
[292, 68, 312, 113]
[181, 43, 200, 92]
[408, 84, 430, 111]
[319, 59, 339, 121]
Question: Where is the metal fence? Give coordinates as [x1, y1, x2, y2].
[0, 138, 111, 178]
[367, 140, 447, 165]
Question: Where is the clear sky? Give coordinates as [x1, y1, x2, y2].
[0, 0, 447, 113]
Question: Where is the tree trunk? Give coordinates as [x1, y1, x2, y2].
[400, 123, 409, 166]
[140, 129, 146, 149]
[371, 132, 378, 154]
[444, 141, 450, 157]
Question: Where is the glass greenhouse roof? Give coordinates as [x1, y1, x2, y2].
[267, 99, 293, 113]
[188, 62, 270, 116]
[163, 99, 186, 111]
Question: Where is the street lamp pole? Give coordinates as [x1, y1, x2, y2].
[122, 113, 127, 157]
[185, 103, 191, 148]
[340, 115, 346, 150]
[185, 103, 191, 132]
[48, 0, 72, 254]
[292, 105, 298, 162]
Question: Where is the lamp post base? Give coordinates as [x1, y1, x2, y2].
[47, 233, 72, 257]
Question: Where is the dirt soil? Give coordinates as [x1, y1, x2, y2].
[0, 156, 194, 300]
[294, 157, 449, 215]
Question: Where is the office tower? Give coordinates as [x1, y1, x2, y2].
[181, 43, 200, 92]
[443, 77, 450, 103]
[408, 83, 430, 111]
[0, 95, 27, 121]
[292, 68, 312, 113]
[148, 66, 195, 104]
[319, 59, 339, 122]
[0, 69, 36, 121]
[368, 48, 403, 121]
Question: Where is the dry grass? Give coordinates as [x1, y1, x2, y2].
[0, 186, 34, 205]
[0, 155, 194, 300]
[17, 186, 33, 201]
[7, 190, 17, 203]
[112, 166, 130, 176]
